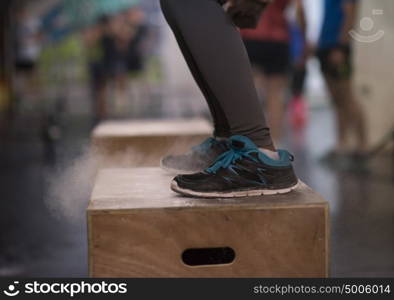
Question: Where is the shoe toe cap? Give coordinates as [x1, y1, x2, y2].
[174, 172, 207, 184]
[173, 173, 228, 192]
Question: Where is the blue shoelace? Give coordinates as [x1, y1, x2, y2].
[206, 145, 259, 174]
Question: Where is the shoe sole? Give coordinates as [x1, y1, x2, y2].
[170, 180, 300, 198]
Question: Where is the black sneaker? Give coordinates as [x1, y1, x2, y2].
[171, 135, 299, 198]
[160, 137, 229, 174]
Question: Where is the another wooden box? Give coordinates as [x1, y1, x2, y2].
[91, 119, 212, 167]
[88, 168, 329, 278]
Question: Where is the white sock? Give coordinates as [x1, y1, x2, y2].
[259, 148, 280, 160]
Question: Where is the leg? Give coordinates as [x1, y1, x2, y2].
[323, 75, 349, 151]
[256, 73, 287, 143]
[342, 80, 367, 152]
[319, 47, 367, 153]
[96, 79, 108, 121]
[323, 74, 367, 152]
[329, 78, 367, 152]
[265, 75, 288, 143]
[160, 0, 273, 149]
[245, 41, 290, 145]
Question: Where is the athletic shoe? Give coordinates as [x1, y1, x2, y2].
[171, 135, 299, 198]
[160, 137, 229, 174]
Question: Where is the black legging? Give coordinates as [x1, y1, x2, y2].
[160, 0, 273, 149]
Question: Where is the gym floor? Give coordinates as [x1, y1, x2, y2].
[0, 108, 393, 277]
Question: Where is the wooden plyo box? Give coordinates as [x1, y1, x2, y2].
[88, 168, 329, 278]
[91, 119, 212, 167]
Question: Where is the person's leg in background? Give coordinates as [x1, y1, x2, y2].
[289, 66, 308, 130]
[89, 63, 108, 123]
[323, 75, 349, 151]
[264, 43, 290, 144]
[160, 0, 299, 197]
[319, 47, 367, 156]
[264, 75, 288, 143]
[246, 41, 290, 144]
[338, 79, 367, 153]
[253, 69, 288, 144]
[160, 0, 273, 149]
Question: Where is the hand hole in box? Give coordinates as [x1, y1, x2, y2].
[181, 247, 236, 267]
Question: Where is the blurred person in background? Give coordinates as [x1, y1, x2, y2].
[102, 8, 148, 116]
[160, 0, 299, 198]
[85, 8, 148, 121]
[14, 8, 42, 76]
[317, 0, 367, 161]
[101, 13, 129, 110]
[124, 7, 148, 75]
[288, 1, 309, 130]
[83, 16, 109, 123]
[14, 7, 43, 106]
[121, 6, 150, 114]
[241, 0, 307, 144]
